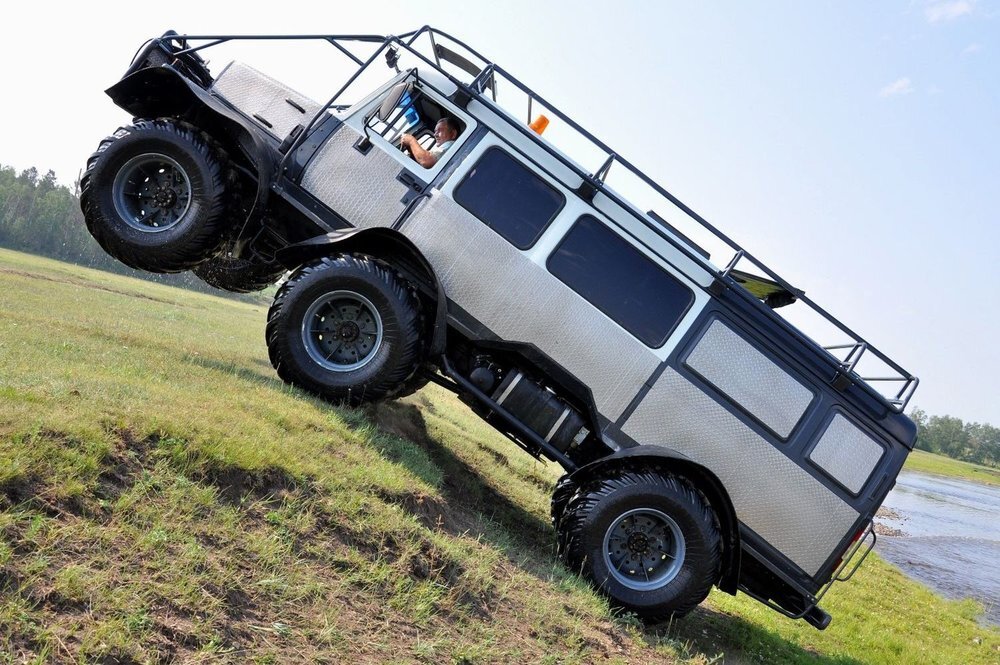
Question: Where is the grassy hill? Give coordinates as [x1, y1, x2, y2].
[1, 248, 997, 664]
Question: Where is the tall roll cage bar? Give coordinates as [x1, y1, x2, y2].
[143, 26, 917, 412]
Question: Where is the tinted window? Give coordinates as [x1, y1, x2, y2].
[548, 215, 694, 347]
[454, 147, 564, 249]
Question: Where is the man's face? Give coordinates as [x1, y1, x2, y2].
[433, 120, 457, 145]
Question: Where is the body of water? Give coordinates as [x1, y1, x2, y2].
[875, 470, 1000, 626]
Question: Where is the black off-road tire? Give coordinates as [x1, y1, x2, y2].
[557, 469, 721, 621]
[79, 119, 229, 273]
[266, 255, 422, 406]
[194, 244, 287, 293]
[551, 474, 578, 531]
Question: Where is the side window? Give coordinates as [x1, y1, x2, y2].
[548, 215, 694, 347]
[453, 147, 564, 249]
[808, 413, 886, 495]
[364, 82, 464, 165]
[366, 85, 420, 145]
[683, 318, 814, 439]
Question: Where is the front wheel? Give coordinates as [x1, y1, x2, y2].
[79, 119, 230, 273]
[265, 255, 423, 406]
[558, 470, 721, 621]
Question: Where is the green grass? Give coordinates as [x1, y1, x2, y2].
[1, 247, 997, 664]
[903, 449, 1000, 487]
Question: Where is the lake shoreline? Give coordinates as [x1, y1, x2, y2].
[903, 449, 1000, 488]
[875, 469, 1000, 628]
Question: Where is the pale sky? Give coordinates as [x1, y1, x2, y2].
[2, 1, 997, 425]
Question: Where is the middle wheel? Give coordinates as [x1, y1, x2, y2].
[266, 255, 423, 405]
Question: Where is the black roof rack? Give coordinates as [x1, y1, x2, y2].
[153, 28, 918, 413]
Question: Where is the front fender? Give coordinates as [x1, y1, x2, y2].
[277, 228, 448, 356]
[106, 66, 278, 235]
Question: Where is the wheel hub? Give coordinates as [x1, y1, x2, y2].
[337, 321, 361, 343]
[301, 290, 384, 373]
[112, 153, 192, 232]
[154, 187, 177, 209]
[627, 532, 651, 554]
[602, 508, 686, 591]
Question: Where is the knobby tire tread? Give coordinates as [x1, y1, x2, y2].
[558, 468, 721, 620]
[79, 119, 229, 273]
[265, 255, 422, 406]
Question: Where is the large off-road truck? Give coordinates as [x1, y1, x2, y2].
[80, 28, 919, 628]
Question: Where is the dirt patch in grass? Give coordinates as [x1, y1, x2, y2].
[200, 463, 306, 505]
[0, 266, 181, 306]
[95, 427, 154, 495]
[1, 429, 154, 521]
[0, 471, 46, 510]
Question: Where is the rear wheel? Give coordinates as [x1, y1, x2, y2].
[558, 470, 721, 620]
[79, 119, 230, 273]
[266, 255, 422, 405]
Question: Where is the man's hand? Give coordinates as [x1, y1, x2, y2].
[399, 133, 438, 168]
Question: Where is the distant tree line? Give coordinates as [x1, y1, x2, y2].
[0, 163, 255, 299]
[910, 408, 1000, 468]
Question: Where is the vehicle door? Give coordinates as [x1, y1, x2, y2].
[297, 71, 475, 230]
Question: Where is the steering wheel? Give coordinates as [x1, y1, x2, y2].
[397, 134, 413, 156]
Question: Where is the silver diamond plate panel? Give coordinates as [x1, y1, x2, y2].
[809, 414, 884, 494]
[211, 62, 322, 140]
[686, 319, 813, 438]
[623, 367, 858, 576]
[300, 128, 408, 229]
[402, 193, 661, 420]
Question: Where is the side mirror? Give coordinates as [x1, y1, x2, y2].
[376, 82, 412, 123]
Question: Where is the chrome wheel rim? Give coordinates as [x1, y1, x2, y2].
[602, 507, 685, 591]
[301, 290, 383, 372]
[112, 153, 192, 232]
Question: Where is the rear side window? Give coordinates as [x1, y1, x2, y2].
[548, 215, 694, 347]
[453, 147, 564, 249]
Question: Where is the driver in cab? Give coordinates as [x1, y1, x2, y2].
[400, 118, 459, 168]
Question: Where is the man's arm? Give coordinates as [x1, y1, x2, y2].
[400, 134, 439, 168]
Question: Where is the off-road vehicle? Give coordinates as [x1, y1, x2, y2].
[80, 28, 919, 628]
